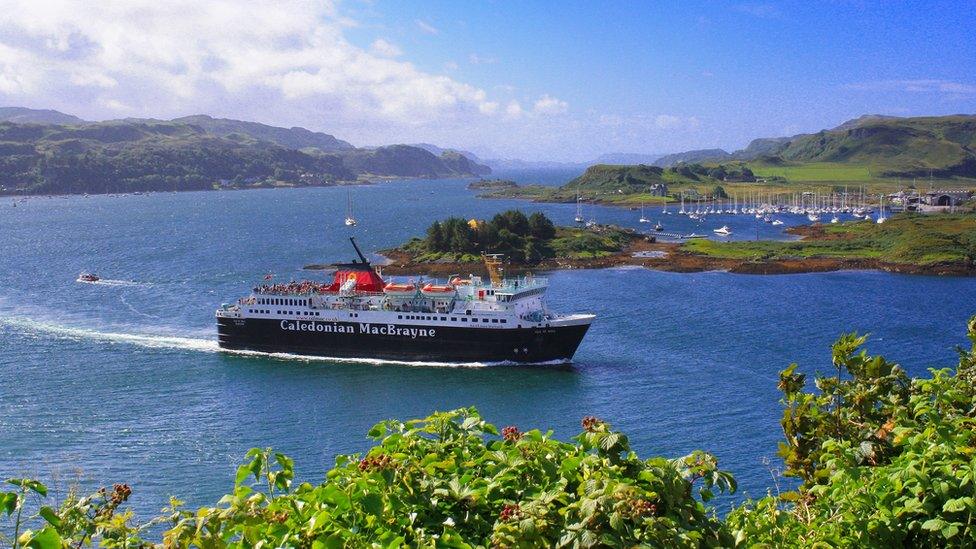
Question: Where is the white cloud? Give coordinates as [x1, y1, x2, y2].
[654, 114, 682, 129]
[0, 0, 716, 161]
[505, 100, 522, 117]
[0, 0, 519, 134]
[533, 94, 568, 115]
[468, 53, 497, 65]
[370, 38, 401, 58]
[845, 79, 976, 95]
[415, 19, 438, 35]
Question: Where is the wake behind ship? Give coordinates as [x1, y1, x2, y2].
[215, 239, 594, 363]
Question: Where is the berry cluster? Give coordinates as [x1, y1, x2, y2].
[501, 426, 523, 442]
[99, 483, 132, 505]
[581, 416, 603, 432]
[623, 498, 658, 519]
[358, 453, 393, 472]
[270, 510, 289, 524]
[499, 503, 522, 522]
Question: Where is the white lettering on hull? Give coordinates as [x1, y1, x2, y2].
[279, 320, 435, 339]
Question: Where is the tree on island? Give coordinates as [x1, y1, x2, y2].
[419, 210, 557, 263]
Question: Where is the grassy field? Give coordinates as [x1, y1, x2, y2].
[749, 162, 876, 182]
[682, 213, 976, 265]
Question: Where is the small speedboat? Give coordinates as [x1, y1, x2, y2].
[654, 221, 663, 232]
[713, 225, 732, 236]
[77, 272, 100, 283]
[771, 219, 784, 226]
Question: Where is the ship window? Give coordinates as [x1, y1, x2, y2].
[451, 317, 457, 321]
[461, 318, 467, 322]
[501, 319, 507, 323]
[441, 317, 446, 321]
[491, 319, 498, 323]
[398, 315, 402, 319]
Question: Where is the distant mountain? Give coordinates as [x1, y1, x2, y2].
[341, 145, 490, 178]
[649, 114, 976, 178]
[482, 158, 588, 171]
[164, 115, 354, 151]
[771, 115, 976, 177]
[730, 137, 792, 160]
[0, 107, 87, 125]
[0, 110, 492, 194]
[568, 164, 670, 191]
[652, 148, 731, 167]
[0, 120, 354, 195]
[830, 114, 902, 132]
[409, 143, 484, 164]
[592, 152, 664, 165]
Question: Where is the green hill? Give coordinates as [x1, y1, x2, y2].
[774, 115, 976, 177]
[0, 121, 355, 194]
[0, 106, 87, 125]
[341, 145, 490, 178]
[170, 114, 355, 152]
[656, 115, 976, 181]
[0, 112, 491, 195]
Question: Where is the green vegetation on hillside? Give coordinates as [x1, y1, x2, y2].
[682, 213, 976, 266]
[0, 117, 489, 195]
[400, 210, 630, 263]
[475, 163, 757, 206]
[5, 318, 976, 547]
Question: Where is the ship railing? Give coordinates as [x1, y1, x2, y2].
[482, 277, 548, 293]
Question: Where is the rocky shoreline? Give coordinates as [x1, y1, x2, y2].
[345, 229, 974, 278]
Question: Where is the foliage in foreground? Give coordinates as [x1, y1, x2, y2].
[4, 317, 976, 547]
[3, 413, 735, 548]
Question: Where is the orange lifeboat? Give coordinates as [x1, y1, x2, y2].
[421, 283, 456, 298]
[383, 282, 416, 297]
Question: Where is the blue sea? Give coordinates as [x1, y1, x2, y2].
[2, 172, 975, 521]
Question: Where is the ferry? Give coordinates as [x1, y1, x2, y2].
[215, 239, 594, 363]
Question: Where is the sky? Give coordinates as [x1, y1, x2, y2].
[0, 0, 974, 161]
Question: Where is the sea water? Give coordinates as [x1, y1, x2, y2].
[2, 174, 974, 520]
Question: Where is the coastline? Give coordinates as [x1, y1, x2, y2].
[1, 174, 482, 198]
[350, 231, 975, 278]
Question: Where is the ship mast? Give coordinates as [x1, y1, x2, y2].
[482, 253, 504, 287]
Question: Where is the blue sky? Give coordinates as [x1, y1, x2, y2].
[0, 0, 973, 160]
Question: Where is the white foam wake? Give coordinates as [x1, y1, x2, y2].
[81, 279, 149, 287]
[0, 316, 566, 368]
[0, 316, 219, 352]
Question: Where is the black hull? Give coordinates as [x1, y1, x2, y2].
[216, 317, 590, 363]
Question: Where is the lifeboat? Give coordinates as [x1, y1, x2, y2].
[450, 277, 471, 286]
[421, 283, 456, 298]
[383, 282, 417, 297]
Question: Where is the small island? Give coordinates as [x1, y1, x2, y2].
[379, 210, 654, 275]
[378, 211, 976, 277]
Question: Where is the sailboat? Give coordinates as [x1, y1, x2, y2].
[344, 190, 357, 226]
[574, 188, 585, 224]
[876, 195, 887, 224]
[639, 202, 650, 223]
